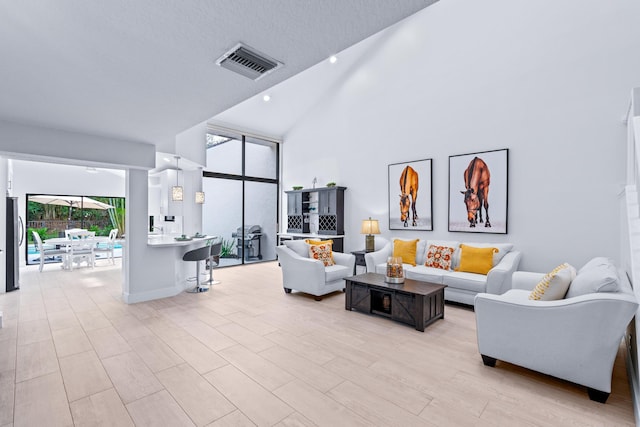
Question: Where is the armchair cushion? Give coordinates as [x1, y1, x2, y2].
[325, 265, 350, 282]
[528, 263, 575, 301]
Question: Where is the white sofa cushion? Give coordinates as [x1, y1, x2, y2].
[443, 271, 486, 293]
[407, 266, 449, 284]
[284, 240, 309, 257]
[567, 261, 619, 298]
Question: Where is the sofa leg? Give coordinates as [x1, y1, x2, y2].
[481, 355, 497, 367]
[284, 288, 291, 294]
[587, 388, 609, 403]
[314, 296, 322, 301]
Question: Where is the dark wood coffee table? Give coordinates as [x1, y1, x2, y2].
[345, 273, 446, 331]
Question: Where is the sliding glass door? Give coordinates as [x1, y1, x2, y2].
[202, 132, 279, 266]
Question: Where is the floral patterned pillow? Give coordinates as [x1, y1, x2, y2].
[424, 245, 455, 270]
[309, 243, 335, 267]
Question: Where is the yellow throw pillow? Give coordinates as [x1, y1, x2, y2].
[305, 239, 333, 246]
[456, 244, 497, 275]
[393, 239, 419, 266]
[308, 243, 335, 266]
[529, 263, 575, 301]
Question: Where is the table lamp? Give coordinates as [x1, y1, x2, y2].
[361, 217, 380, 252]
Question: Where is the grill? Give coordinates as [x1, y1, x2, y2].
[232, 225, 263, 260]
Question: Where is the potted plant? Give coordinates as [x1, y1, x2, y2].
[326, 182, 336, 187]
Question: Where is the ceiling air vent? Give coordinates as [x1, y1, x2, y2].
[215, 43, 283, 81]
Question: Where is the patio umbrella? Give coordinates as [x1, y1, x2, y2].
[30, 195, 114, 220]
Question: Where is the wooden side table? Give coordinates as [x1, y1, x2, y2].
[351, 250, 368, 275]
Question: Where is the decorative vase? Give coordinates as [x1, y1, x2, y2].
[385, 256, 404, 283]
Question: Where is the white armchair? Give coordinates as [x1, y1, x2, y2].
[275, 240, 355, 301]
[475, 264, 638, 403]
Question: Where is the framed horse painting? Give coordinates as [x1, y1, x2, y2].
[448, 148, 508, 234]
[388, 158, 433, 231]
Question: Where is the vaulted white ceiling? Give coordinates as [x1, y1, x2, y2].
[0, 1, 437, 153]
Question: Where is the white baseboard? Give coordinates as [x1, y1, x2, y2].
[625, 338, 640, 427]
[122, 284, 183, 304]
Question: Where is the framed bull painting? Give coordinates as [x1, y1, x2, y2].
[388, 159, 433, 231]
[448, 149, 508, 234]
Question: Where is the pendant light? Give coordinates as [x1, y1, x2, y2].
[171, 156, 183, 201]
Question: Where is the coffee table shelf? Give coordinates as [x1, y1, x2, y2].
[345, 273, 446, 331]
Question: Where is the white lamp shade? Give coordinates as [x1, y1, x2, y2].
[360, 218, 380, 235]
[172, 186, 183, 201]
[195, 191, 205, 204]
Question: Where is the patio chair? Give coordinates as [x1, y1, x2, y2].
[66, 230, 95, 270]
[94, 229, 118, 264]
[32, 231, 68, 272]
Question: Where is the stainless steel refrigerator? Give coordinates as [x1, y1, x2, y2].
[6, 197, 21, 292]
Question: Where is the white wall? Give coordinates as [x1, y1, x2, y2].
[281, 0, 640, 271]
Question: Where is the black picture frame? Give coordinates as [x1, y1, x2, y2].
[448, 149, 508, 234]
[388, 158, 433, 231]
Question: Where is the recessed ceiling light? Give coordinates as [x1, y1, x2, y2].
[329, 55, 338, 64]
[263, 94, 271, 102]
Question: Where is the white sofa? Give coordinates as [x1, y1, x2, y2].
[365, 239, 522, 305]
[475, 258, 638, 403]
[275, 240, 355, 301]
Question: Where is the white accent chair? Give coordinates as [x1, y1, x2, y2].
[275, 240, 355, 301]
[32, 231, 67, 272]
[66, 230, 96, 271]
[94, 229, 118, 264]
[475, 262, 638, 403]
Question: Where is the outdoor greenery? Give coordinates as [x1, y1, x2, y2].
[220, 238, 237, 258]
[26, 195, 125, 242]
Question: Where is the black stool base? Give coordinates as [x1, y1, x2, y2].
[186, 285, 210, 293]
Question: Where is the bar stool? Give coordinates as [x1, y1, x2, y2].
[183, 244, 213, 293]
[204, 242, 222, 286]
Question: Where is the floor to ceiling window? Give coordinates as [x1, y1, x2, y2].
[203, 130, 279, 266]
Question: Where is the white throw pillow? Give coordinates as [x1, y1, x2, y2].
[566, 262, 619, 298]
[529, 263, 576, 301]
[283, 240, 309, 258]
[577, 257, 614, 275]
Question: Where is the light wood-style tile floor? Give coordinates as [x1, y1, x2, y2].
[0, 260, 635, 426]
